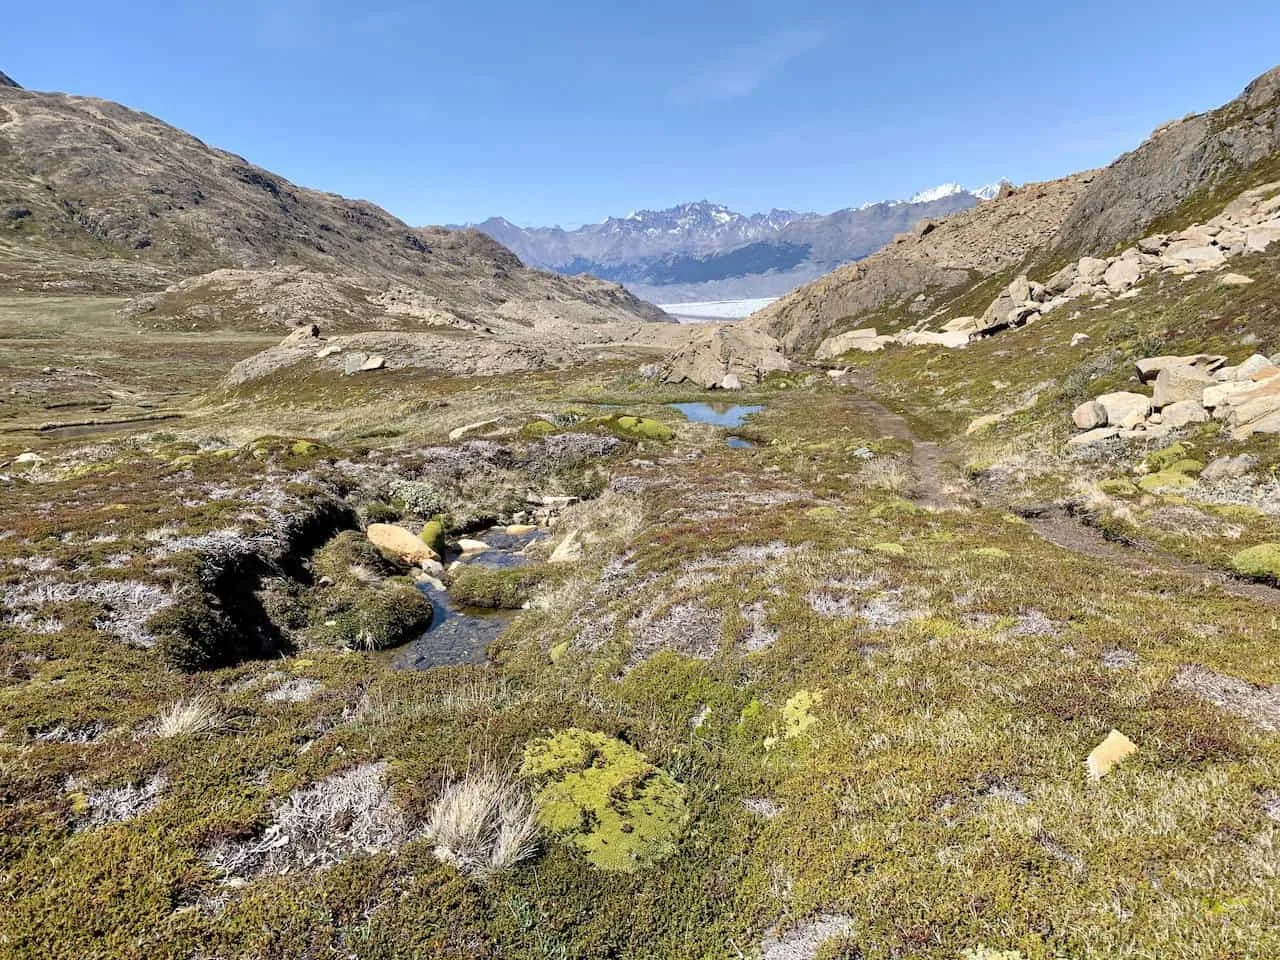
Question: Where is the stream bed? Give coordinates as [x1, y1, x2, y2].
[391, 525, 549, 670]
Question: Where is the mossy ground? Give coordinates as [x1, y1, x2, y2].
[4, 239, 1280, 958]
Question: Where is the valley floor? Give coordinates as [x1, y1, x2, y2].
[3, 320, 1280, 958]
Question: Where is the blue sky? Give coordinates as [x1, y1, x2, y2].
[5, 1, 1279, 228]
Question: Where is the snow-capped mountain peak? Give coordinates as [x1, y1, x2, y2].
[908, 183, 967, 204]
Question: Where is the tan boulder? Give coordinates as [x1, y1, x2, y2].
[1077, 257, 1108, 285]
[1202, 380, 1253, 409]
[1095, 392, 1151, 428]
[664, 325, 791, 387]
[1233, 410, 1280, 440]
[1102, 258, 1141, 293]
[1153, 365, 1217, 409]
[1162, 240, 1226, 265]
[367, 524, 440, 566]
[1067, 427, 1121, 447]
[1227, 378, 1280, 437]
[1161, 400, 1209, 429]
[816, 328, 879, 359]
[1044, 262, 1079, 294]
[1135, 354, 1226, 382]
[1072, 400, 1107, 430]
[1238, 354, 1276, 380]
[1245, 226, 1280, 253]
[898, 330, 970, 349]
[548, 530, 584, 564]
[1087, 730, 1138, 780]
[941, 315, 979, 333]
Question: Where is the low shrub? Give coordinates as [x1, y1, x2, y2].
[450, 564, 551, 609]
[326, 579, 433, 651]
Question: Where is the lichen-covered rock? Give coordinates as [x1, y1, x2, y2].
[764, 689, 825, 749]
[520, 728, 687, 872]
[1137, 469, 1195, 493]
[1144, 442, 1192, 472]
[593, 414, 675, 442]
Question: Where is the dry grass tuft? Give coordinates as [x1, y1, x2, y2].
[155, 695, 222, 739]
[859, 456, 915, 495]
[426, 765, 539, 877]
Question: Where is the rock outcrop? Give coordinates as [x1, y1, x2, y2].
[1068, 350, 1280, 444]
[661, 325, 791, 389]
[1053, 65, 1280, 254]
[818, 179, 1280, 360]
[742, 174, 1094, 355]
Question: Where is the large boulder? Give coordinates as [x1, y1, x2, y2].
[1077, 257, 1108, 285]
[1162, 240, 1226, 265]
[1161, 400, 1210, 429]
[367, 524, 441, 566]
[898, 330, 971, 349]
[1227, 378, 1280, 438]
[1095, 392, 1152, 428]
[977, 275, 1033, 332]
[1236, 354, 1274, 380]
[816, 328, 880, 359]
[1072, 400, 1107, 430]
[1102, 258, 1141, 293]
[1152, 365, 1216, 409]
[1135, 354, 1226, 383]
[1045, 263, 1079, 295]
[1202, 380, 1254, 411]
[1245, 226, 1280, 253]
[663, 325, 791, 388]
[941, 315, 979, 333]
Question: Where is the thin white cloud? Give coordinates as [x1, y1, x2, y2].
[669, 26, 826, 105]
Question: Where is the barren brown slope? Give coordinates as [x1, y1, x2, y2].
[0, 78, 667, 331]
[742, 173, 1092, 355]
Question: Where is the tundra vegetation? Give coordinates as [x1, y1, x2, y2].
[4, 67, 1280, 960]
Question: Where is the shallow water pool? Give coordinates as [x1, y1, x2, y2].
[668, 402, 764, 428]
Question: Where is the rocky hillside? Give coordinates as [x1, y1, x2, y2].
[473, 189, 992, 303]
[742, 175, 1092, 354]
[0, 76, 666, 335]
[1053, 66, 1280, 255]
[743, 67, 1280, 359]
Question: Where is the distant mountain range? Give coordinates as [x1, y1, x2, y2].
[466, 184, 1004, 303]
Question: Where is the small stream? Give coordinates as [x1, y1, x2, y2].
[391, 525, 549, 670]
